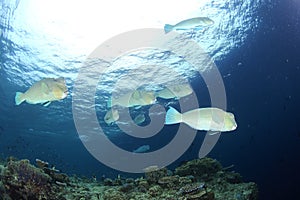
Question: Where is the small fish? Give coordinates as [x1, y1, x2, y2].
[164, 17, 214, 34]
[15, 77, 68, 106]
[155, 84, 193, 99]
[143, 165, 160, 173]
[134, 113, 146, 125]
[165, 107, 237, 133]
[104, 108, 120, 125]
[108, 90, 156, 108]
[133, 144, 150, 153]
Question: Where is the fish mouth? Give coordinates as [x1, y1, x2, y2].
[62, 91, 68, 98]
[150, 99, 157, 104]
[232, 123, 237, 130]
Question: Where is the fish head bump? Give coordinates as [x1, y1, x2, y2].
[223, 112, 237, 131]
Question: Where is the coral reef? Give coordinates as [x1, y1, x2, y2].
[0, 157, 258, 200]
[175, 157, 222, 180]
[1, 159, 65, 200]
[144, 166, 169, 184]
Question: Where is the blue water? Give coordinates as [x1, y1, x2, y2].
[1, 0, 300, 199]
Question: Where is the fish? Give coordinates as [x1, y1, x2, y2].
[143, 165, 160, 173]
[15, 77, 68, 106]
[155, 84, 193, 99]
[133, 113, 146, 125]
[164, 17, 214, 34]
[107, 90, 156, 108]
[133, 144, 150, 153]
[165, 107, 237, 134]
[104, 108, 120, 125]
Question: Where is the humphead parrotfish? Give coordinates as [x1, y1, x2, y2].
[165, 107, 237, 134]
[164, 17, 214, 34]
[107, 90, 156, 108]
[155, 84, 193, 99]
[15, 77, 68, 106]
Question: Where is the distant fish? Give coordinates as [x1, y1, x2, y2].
[155, 84, 193, 99]
[134, 113, 146, 125]
[104, 108, 120, 125]
[164, 17, 214, 34]
[108, 90, 156, 108]
[165, 107, 237, 134]
[143, 165, 160, 172]
[133, 144, 150, 153]
[15, 77, 68, 106]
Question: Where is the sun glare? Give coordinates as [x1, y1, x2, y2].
[16, 0, 207, 53]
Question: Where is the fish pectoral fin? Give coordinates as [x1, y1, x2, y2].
[208, 131, 220, 136]
[134, 105, 142, 110]
[42, 101, 51, 106]
[41, 82, 50, 94]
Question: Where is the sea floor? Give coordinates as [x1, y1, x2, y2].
[0, 157, 258, 200]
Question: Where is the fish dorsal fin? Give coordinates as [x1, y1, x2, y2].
[41, 82, 50, 94]
[134, 105, 142, 110]
[211, 109, 224, 124]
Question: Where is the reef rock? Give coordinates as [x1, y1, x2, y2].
[0, 156, 258, 200]
[175, 158, 222, 180]
[144, 166, 168, 184]
[1, 159, 64, 200]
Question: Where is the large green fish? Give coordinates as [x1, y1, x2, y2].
[165, 107, 237, 134]
[15, 77, 68, 106]
[107, 90, 156, 108]
[155, 84, 193, 99]
[164, 17, 214, 34]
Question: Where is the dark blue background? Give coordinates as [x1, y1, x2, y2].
[212, 1, 300, 199]
[0, 1, 300, 200]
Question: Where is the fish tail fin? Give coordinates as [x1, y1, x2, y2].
[15, 92, 25, 105]
[164, 24, 173, 34]
[165, 106, 182, 124]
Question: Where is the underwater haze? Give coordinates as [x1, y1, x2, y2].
[1, 0, 300, 199]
